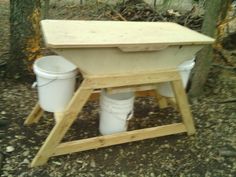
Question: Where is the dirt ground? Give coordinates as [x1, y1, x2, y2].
[0, 1, 236, 177]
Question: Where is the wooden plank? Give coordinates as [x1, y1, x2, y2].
[167, 98, 178, 110]
[155, 92, 169, 109]
[41, 20, 214, 49]
[30, 82, 93, 167]
[53, 123, 187, 156]
[24, 103, 44, 125]
[89, 92, 100, 101]
[119, 45, 169, 52]
[171, 80, 195, 135]
[136, 90, 157, 97]
[88, 90, 159, 102]
[106, 84, 157, 94]
[83, 69, 181, 89]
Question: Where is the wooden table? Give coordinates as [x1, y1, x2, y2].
[25, 20, 214, 167]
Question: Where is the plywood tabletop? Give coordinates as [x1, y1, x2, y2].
[41, 20, 214, 49]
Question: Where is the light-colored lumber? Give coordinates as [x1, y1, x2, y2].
[88, 90, 158, 101]
[53, 123, 187, 156]
[83, 69, 180, 89]
[27, 69, 196, 167]
[41, 20, 214, 48]
[106, 84, 157, 94]
[135, 90, 157, 97]
[119, 45, 169, 52]
[89, 92, 100, 101]
[55, 46, 203, 76]
[30, 82, 93, 167]
[171, 80, 195, 135]
[54, 112, 63, 123]
[42, 20, 214, 76]
[26, 19, 205, 167]
[155, 91, 169, 108]
[167, 97, 177, 110]
[24, 103, 44, 125]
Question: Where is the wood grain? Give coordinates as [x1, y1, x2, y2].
[41, 20, 215, 49]
[54, 123, 187, 156]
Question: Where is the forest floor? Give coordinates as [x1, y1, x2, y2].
[0, 0, 236, 177]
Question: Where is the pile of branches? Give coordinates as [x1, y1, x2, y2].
[112, 0, 203, 31]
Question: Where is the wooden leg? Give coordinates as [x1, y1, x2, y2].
[167, 97, 178, 110]
[155, 90, 169, 108]
[24, 102, 44, 125]
[171, 80, 196, 135]
[30, 81, 93, 167]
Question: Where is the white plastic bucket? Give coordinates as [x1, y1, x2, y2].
[99, 90, 135, 135]
[156, 58, 195, 97]
[33, 55, 78, 112]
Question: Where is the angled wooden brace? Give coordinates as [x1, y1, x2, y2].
[24, 102, 44, 125]
[30, 80, 93, 167]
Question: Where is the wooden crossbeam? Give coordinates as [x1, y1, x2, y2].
[54, 123, 186, 156]
[106, 84, 157, 94]
[83, 69, 180, 89]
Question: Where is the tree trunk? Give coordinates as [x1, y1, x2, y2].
[8, 0, 41, 78]
[42, 0, 50, 19]
[188, 0, 232, 97]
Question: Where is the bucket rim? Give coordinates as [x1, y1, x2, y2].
[33, 64, 78, 79]
[101, 90, 135, 101]
[33, 55, 78, 79]
[34, 55, 77, 74]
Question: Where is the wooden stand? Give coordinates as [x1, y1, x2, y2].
[24, 69, 195, 167]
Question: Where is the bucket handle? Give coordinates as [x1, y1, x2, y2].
[107, 110, 133, 122]
[100, 109, 133, 130]
[126, 111, 133, 121]
[125, 111, 133, 129]
[31, 79, 56, 88]
[109, 110, 134, 130]
[32, 75, 80, 89]
[111, 110, 133, 129]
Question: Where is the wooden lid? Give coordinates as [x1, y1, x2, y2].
[41, 20, 214, 49]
